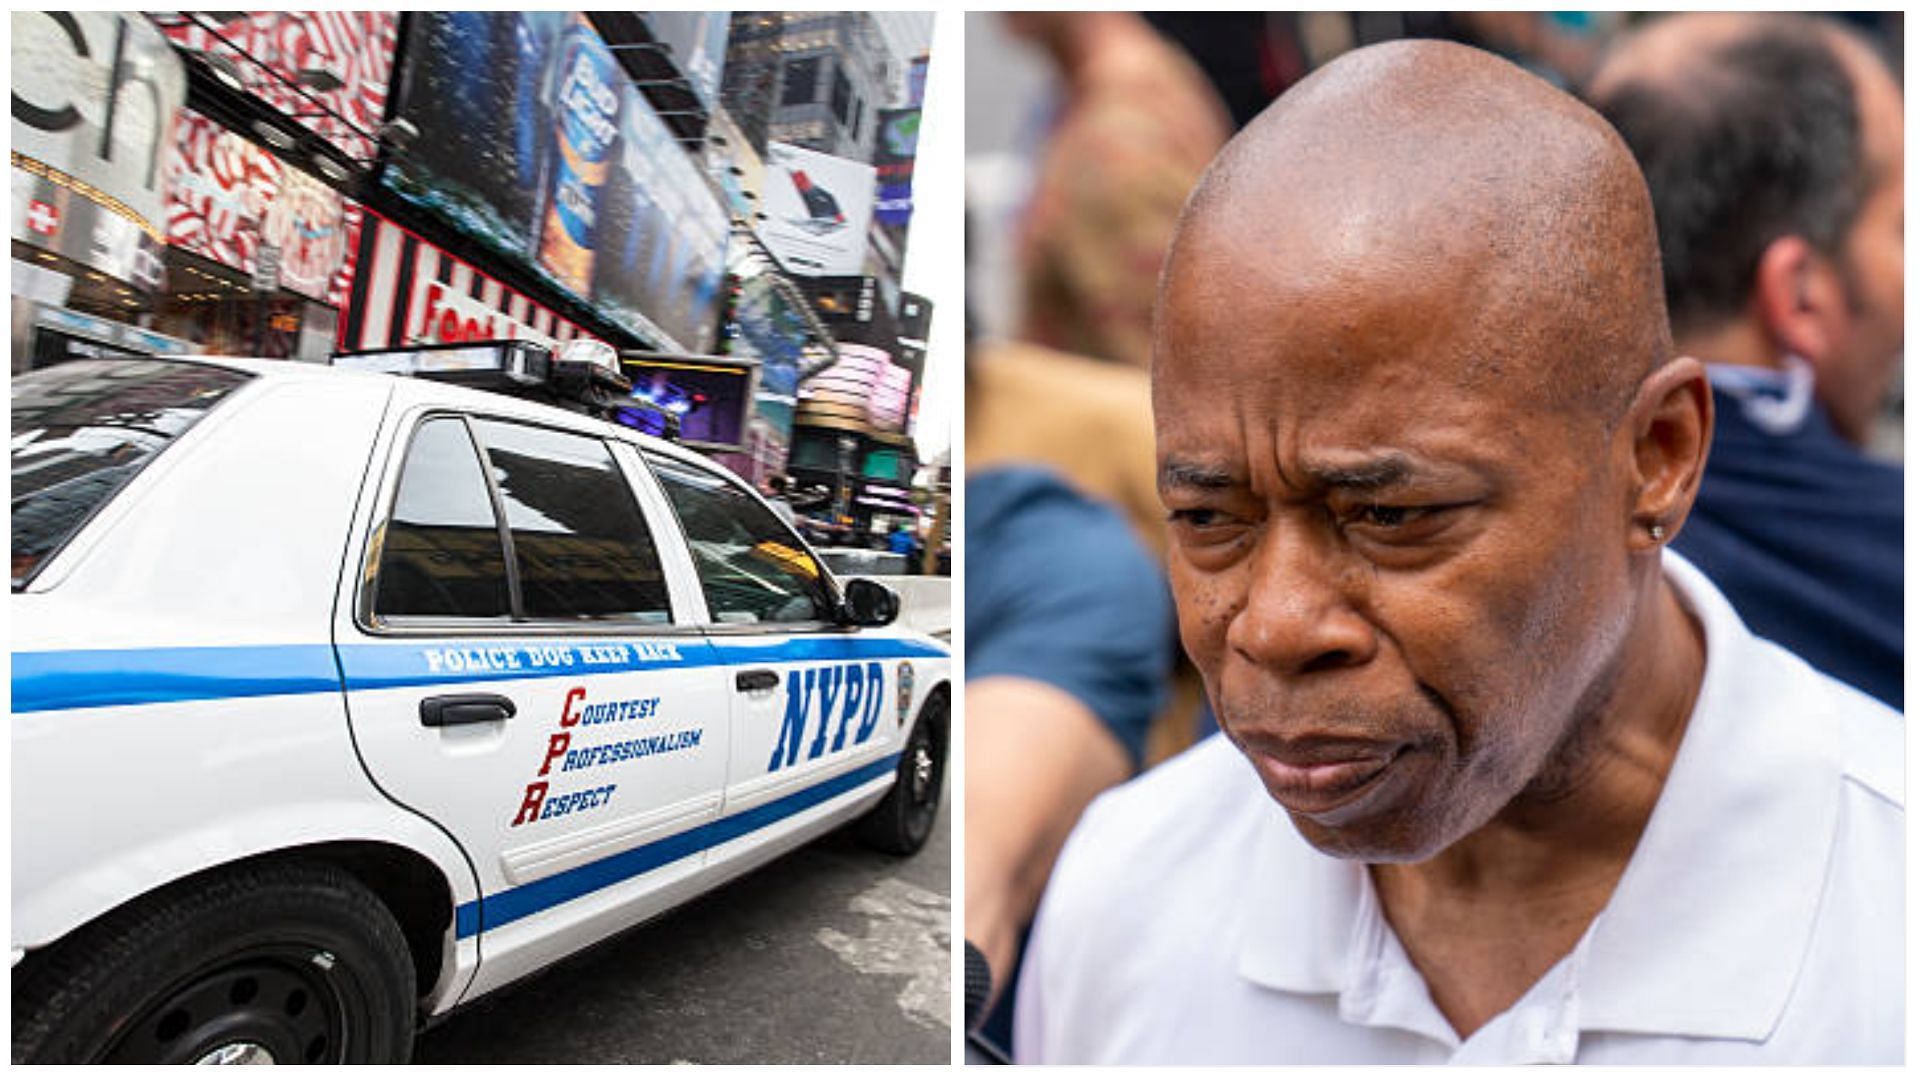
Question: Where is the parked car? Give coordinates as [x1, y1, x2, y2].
[11, 349, 950, 1064]
[818, 548, 911, 577]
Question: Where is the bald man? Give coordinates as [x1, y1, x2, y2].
[1012, 40, 1902, 1065]
[1588, 15, 1903, 709]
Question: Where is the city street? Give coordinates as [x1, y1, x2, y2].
[416, 795, 950, 1065]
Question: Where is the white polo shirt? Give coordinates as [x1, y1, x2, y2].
[1014, 552, 1903, 1064]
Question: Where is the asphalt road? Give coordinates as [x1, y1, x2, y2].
[414, 793, 952, 1065]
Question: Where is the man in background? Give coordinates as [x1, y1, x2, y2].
[1006, 12, 1232, 368]
[1588, 13, 1903, 707]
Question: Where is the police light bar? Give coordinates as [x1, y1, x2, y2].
[557, 339, 621, 380]
[332, 341, 552, 388]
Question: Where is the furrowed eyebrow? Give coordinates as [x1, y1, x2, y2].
[1160, 453, 1449, 496]
[1159, 460, 1239, 492]
[1305, 456, 1414, 492]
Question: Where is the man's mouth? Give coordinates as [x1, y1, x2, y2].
[1243, 740, 1410, 818]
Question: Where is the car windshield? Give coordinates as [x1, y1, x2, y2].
[12, 358, 253, 589]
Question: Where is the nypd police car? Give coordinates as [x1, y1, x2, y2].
[11, 343, 950, 1064]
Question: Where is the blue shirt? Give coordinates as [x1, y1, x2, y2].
[1673, 369, 1903, 708]
[966, 465, 1176, 1056]
[965, 466, 1174, 766]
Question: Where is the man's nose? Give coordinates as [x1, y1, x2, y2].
[1225, 524, 1378, 677]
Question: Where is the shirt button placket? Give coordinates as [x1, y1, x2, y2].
[1540, 982, 1580, 1064]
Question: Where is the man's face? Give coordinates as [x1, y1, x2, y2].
[1154, 224, 1642, 862]
[1822, 52, 1904, 445]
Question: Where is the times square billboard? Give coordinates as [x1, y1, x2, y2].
[380, 12, 727, 354]
[759, 142, 876, 278]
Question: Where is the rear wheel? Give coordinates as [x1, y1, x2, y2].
[857, 691, 948, 856]
[13, 860, 415, 1064]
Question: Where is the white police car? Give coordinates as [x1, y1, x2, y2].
[11, 344, 950, 1063]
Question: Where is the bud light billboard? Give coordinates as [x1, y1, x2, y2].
[382, 12, 726, 354]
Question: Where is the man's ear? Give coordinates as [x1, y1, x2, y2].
[1752, 234, 1850, 366]
[1625, 356, 1712, 551]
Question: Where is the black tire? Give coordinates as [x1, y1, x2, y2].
[857, 691, 948, 856]
[13, 860, 415, 1064]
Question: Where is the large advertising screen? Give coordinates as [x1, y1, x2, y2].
[759, 142, 877, 277]
[873, 108, 920, 230]
[382, 12, 727, 354]
[799, 342, 914, 436]
[623, 356, 755, 450]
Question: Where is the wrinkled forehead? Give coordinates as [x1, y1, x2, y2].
[1154, 198, 1534, 418]
[1149, 285, 1593, 498]
[1158, 156, 1656, 432]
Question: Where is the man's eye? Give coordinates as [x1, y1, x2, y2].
[1169, 507, 1249, 538]
[1357, 504, 1414, 528]
[1342, 502, 1468, 540]
[1169, 508, 1227, 528]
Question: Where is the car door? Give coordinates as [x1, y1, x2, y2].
[642, 451, 935, 860]
[335, 409, 729, 992]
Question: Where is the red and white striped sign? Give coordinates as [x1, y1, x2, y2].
[165, 111, 281, 273]
[157, 12, 397, 162]
[338, 209, 597, 353]
[163, 108, 357, 304]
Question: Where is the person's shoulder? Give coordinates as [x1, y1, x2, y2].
[1750, 634, 1903, 810]
[1048, 735, 1268, 913]
[967, 347, 1155, 458]
[968, 466, 1156, 581]
[1091, 732, 1254, 821]
[1820, 663, 1903, 811]
[1025, 737, 1268, 1022]
[967, 464, 1094, 525]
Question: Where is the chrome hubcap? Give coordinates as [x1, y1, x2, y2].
[912, 744, 934, 795]
[195, 1042, 276, 1065]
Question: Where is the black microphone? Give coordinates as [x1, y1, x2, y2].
[964, 939, 993, 1031]
[963, 939, 1013, 1063]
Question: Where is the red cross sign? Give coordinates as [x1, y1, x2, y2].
[26, 200, 60, 237]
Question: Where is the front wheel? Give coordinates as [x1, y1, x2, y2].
[857, 691, 948, 856]
[13, 860, 415, 1064]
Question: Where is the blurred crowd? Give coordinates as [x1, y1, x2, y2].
[962, 9, 1904, 1061]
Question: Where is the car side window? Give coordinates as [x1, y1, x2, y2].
[376, 417, 510, 619]
[648, 454, 835, 626]
[470, 418, 671, 623]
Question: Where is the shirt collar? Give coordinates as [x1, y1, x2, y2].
[1576, 550, 1840, 1042]
[1704, 355, 1817, 436]
[1235, 550, 1842, 1044]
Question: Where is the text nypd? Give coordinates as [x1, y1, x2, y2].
[768, 662, 888, 772]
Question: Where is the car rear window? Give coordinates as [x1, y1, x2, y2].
[470, 419, 672, 623]
[375, 416, 512, 620]
[12, 359, 252, 589]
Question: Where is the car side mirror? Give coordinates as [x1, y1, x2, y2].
[839, 578, 900, 627]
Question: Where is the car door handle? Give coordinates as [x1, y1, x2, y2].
[735, 669, 780, 693]
[420, 694, 517, 727]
